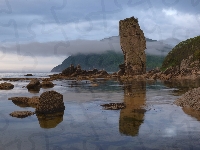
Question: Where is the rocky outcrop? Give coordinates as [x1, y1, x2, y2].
[26, 79, 41, 90]
[119, 17, 146, 75]
[144, 55, 200, 81]
[174, 87, 200, 111]
[10, 111, 35, 118]
[117, 64, 125, 76]
[36, 91, 65, 114]
[49, 64, 110, 80]
[0, 82, 14, 90]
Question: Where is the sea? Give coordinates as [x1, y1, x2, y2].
[0, 72, 200, 149]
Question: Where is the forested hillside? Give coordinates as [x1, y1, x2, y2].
[51, 51, 165, 72]
[161, 36, 200, 70]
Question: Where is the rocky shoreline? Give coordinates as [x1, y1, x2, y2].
[174, 87, 200, 111]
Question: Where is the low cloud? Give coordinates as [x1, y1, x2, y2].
[0, 36, 178, 58]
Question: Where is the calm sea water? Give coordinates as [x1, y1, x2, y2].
[0, 73, 200, 150]
[0, 72, 57, 78]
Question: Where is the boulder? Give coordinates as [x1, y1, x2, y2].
[26, 79, 41, 90]
[36, 91, 65, 114]
[0, 82, 14, 90]
[24, 74, 33, 76]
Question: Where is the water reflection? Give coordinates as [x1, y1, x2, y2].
[164, 79, 200, 95]
[119, 81, 146, 136]
[182, 107, 200, 121]
[28, 88, 40, 93]
[164, 79, 200, 122]
[36, 111, 64, 129]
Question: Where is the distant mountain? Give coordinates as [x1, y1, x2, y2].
[160, 38, 181, 47]
[51, 36, 180, 72]
[51, 51, 165, 72]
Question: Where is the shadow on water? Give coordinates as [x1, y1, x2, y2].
[119, 81, 146, 136]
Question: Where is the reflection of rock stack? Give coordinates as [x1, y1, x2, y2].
[119, 81, 146, 136]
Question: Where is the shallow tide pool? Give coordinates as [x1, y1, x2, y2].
[0, 79, 200, 150]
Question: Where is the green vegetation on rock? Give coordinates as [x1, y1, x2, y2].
[51, 50, 165, 72]
[161, 36, 200, 71]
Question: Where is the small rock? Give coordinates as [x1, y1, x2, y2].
[10, 111, 35, 118]
[101, 103, 126, 110]
[26, 79, 40, 90]
[24, 74, 33, 76]
[0, 82, 14, 90]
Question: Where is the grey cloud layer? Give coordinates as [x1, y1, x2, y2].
[1, 36, 179, 57]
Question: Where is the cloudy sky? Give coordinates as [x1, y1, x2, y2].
[0, 0, 200, 72]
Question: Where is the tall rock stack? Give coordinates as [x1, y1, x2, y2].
[119, 17, 146, 75]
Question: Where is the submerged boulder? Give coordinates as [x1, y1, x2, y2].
[0, 82, 14, 90]
[36, 91, 65, 114]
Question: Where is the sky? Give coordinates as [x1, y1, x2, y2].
[0, 0, 200, 72]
